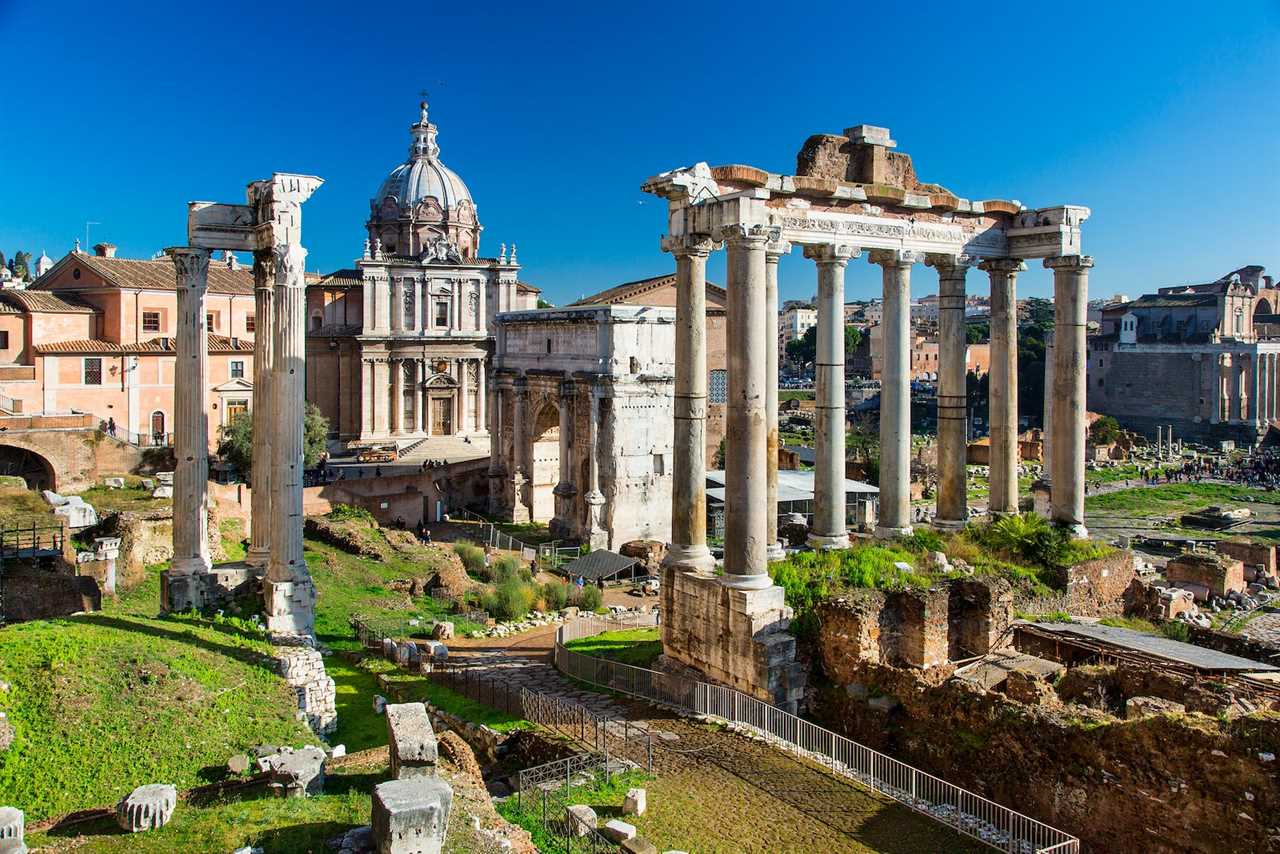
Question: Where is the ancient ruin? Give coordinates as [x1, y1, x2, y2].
[644, 124, 1093, 703]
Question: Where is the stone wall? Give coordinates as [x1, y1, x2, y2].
[660, 567, 804, 711]
[276, 646, 337, 737]
[1167, 552, 1245, 599]
[1215, 539, 1276, 575]
[1, 567, 100, 622]
[89, 506, 226, 592]
[1032, 549, 1137, 616]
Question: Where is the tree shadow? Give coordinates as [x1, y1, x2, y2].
[254, 820, 359, 851]
[77, 613, 276, 671]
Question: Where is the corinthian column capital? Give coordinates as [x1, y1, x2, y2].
[925, 253, 975, 275]
[166, 247, 210, 288]
[979, 257, 1028, 275]
[660, 234, 718, 258]
[273, 244, 308, 285]
[715, 223, 778, 247]
[803, 243, 859, 267]
[1044, 254, 1095, 271]
[868, 248, 925, 268]
[765, 238, 793, 261]
[252, 248, 276, 290]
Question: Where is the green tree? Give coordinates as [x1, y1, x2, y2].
[786, 325, 817, 366]
[537, 298, 553, 309]
[12, 251, 31, 281]
[1017, 297, 1056, 427]
[1089, 415, 1122, 445]
[0, 251, 7, 271]
[966, 321, 989, 344]
[218, 401, 329, 477]
[844, 324, 862, 359]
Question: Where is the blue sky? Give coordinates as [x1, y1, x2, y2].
[1, 0, 1276, 306]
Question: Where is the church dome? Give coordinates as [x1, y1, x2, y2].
[373, 101, 473, 212]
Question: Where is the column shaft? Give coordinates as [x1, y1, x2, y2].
[932, 258, 970, 529]
[805, 244, 853, 548]
[167, 247, 212, 576]
[874, 251, 920, 537]
[374, 360, 390, 435]
[511, 378, 530, 522]
[247, 251, 275, 569]
[1047, 255, 1093, 536]
[585, 383, 607, 549]
[1043, 333, 1055, 485]
[391, 357, 403, 434]
[265, 242, 316, 637]
[662, 236, 715, 572]
[721, 226, 772, 588]
[765, 243, 789, 559]
[984, 259, 1024, 516]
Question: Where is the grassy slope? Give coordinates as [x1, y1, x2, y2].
[565, 628, 662, 667]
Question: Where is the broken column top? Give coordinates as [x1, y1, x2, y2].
[843, 124, 896, 148]
[386, 702, 439, 774]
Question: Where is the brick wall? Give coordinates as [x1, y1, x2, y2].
[1, 568, 101, 623]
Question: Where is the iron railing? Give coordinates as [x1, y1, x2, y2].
[0, 523, 65, 562]
[453, 508, 581, 568]
[552, 614, 1079, 854]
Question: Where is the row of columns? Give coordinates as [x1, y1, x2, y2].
[363, 276, 485, 335]
[663, 225, 1096, 583]
[1213, 352, 1280, 425]
[358, 356, 484, 437]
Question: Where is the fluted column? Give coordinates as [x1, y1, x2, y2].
[1046, 255, 1093, 537]
[765, 239, 792, 559]
[929, 255, 972, 530]
[661, 234, 717, 573]
[390, 357, 404, 435]
[246, 250, 276, 570]
[584, 382, 607, 549]
[1043, 332, 1055, 485]
[166, 247, 212, 576]
[510, 377, 530, 523]
[720, 224, 775, 589]
[265, 242, 316, 637]
[983, 258, 1025, 516]
[805, 243, 856, 549]
[872, 250, 923, 538]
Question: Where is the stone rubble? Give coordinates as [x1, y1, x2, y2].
[602, 818, 637, 841]
[622, 787, 646, 816]
[262, 746, 327, 798]
[115, 783, 176, 833]
[386, 702, 439, 780]
[566, 804, 597, 837]
[275, 646, 337, 736]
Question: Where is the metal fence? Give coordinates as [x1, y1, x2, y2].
[453, 508, 580, 568]
[514, 758, 626, 853]
[0, 524, 65, 562]
[552, 615, 1079, 854]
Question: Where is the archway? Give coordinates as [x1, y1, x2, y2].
[0, 444, 56, 492]
[1255, 297, 1273, 318]
[529, 402, 560, 523]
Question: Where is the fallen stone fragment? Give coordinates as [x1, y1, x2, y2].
[265, 746, 326, 798]
[386, 702, 438, 779]
[372, 776, 453, 854]
[623, 787, 646, 816]
[621, 838, 658, 854]
[602, 819, 637, 841]
[566, 804, 597, 837]
[115, 783, 176, 832]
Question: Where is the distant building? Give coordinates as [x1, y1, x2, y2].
[779, 304, 817, 356]
[867, 323, 990, 381]
[1087, 265, 1280, 444]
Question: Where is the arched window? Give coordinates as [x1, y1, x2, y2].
[150, 411, 166, 443]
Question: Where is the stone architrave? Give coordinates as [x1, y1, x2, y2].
[166, 247, 213, 577]
[385, 702, 439, 779]
[719, 224, 775, 588]
[662, 234, 717, 573]
[372, 776, 453, 854]
[764, 239, 791, 560]
[246, 248, 275, 571]
[1046, 255, 1093, 536]
[982, 258, 1025, 516]
[871, 250, 923, 538]
[804, 243, 857, 549]
[928, 254, 972, 531]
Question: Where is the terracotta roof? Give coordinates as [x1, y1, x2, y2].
[33, 334, 254, 355]
[47, 253, 254, 295]
[569, 273, 726, 309]
[312, 269, 363, 288]
[0, 299, 21, 314]
[516, 281, 541, 294]
[1120, 293, 1219, 310]
[0, 290, 97, 314]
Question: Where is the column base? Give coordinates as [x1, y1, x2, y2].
[662, 543, 716, 574]
[244, 547, 271, 574]
[1055, 521, 1089, 539]
[930, 517, 968, 532]
[874, 524, 914, 540]
[263, 578, 316, 639]
[719, 572, 775, 591]
[765, 541, 786, 561]
[170, 556, 212, 577]
[806, 533, 850, 550]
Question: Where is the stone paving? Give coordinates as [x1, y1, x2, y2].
[1240, 609, 1280, 646]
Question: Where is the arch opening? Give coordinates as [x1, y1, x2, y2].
[0, 444, 57, 492]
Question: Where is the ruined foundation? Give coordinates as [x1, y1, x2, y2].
[660, 566, 805, 711]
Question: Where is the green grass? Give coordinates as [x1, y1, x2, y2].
[0, 486, 54, 528]
[78, 481, 171, 515]
[325, 656, 391, 752]
[369, 660, 531, 733]
[779, 390, 815, 402]
[497, 769, 653, 852]
[0, 613, 316, 821]
[565, 628, 662, 667]
[1085, 482, 1280, 515]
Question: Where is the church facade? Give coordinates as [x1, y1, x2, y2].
[305, 102, 539, 445]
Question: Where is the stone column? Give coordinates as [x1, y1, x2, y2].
[929, 255, 972, 530]
[265, 242, 316, 638]
[412, 361, 424, 434]
[551, 378, 577, 537]
[983, 258, 1025, 516]
[1046, 255, 1093, 537]
[661, 234, 717, 574]
[765, 239, 791, 559]
[510, 377, 530, 523]
[872, 250, 923, 538]
[1043, 331, 1055, 487]
[477, 362, 487, 433]
[390, 357, 404, 435]
[584, 382, 608, 550]
[244, 250, 275, 570]
[166, 247, 212, 576]
[720, 224, 774, 589]
[488, 375, 509, 515]
[805, 243, 856, 549]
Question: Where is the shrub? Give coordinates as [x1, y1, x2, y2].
[1160, 619, 1190, 642]
[574, 584, 603, 611]
[900, 528, 943, 554]
[328, 503, 375, 524]
[483, 578, 537, 622]
[488, 554, 527, 584]
[542, 580, 570, 611]
[453, 543, 486, 577]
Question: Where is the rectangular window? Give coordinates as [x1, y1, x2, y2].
[435, 299, 450, 328]
[230, 360, 245, 379]
[245, 314, 255, 333]
[83, 357, 102, 385]
[142, 311, 161, 332]
[206, 312, 216, 331]
[0, 331, 8, 349]
[225, 399, 248, 422]
[653, 453, 665, 476]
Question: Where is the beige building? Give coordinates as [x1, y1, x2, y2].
[778, 304, 816, 355]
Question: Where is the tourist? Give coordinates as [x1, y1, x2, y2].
[106, 416, 116, 437]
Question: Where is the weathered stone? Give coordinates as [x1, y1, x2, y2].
[601, 819, 637, 842]
[374, 695, 387, 714]
[115, 783, 176, 832]
[0, 806, 26, 854]
[566, 804, 597, 837]
[264, 746, 326, 797]
[431, 621, 454, 640]
[104, 477, 125, 489]
[1125, 695, 1186, 718]
[622, 787, 646, 816]
[227, 754, 251, 774]
[331, 744, 347, 758]
[621, 838, 658, 854]
[386, 702, 438, 779]
[371, 776, 452, 854]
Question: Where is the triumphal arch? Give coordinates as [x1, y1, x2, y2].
[645, 124, 1091, 708]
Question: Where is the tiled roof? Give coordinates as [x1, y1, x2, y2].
[0, 290, 97, 314]
[312, 269, 363, 288]
[570, 273, 726, 308]
[33, 334, 254, 355]
[59, 254, 254, 295]
[516, 281, 541, 294]
[1121, 293, 1219, 310]
[0, 299, 21, 314]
